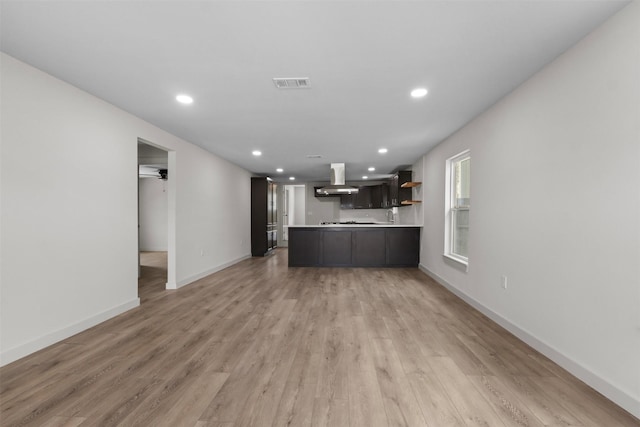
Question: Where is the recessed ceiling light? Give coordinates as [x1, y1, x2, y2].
[252, 150, 262, 156]
[378, 148, 388, 154]
[289, 176, 295, 181]
[362, 176, 368, 180]
[368, 167, 375, 172]
[276, 168, 283, 173]
[411, 88, 428, 98]
[176, 94, 194, 104]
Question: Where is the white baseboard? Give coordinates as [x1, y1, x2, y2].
[418, 264, 640, 420]
[0, 298, 140, 367]
[169, 254, 251, 290]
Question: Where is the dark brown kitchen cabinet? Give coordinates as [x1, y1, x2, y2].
[389, 171, 413, 207]
[386, 227, 420, 266]
[288, 226, 420, 267]
[339, 192, 354, 209]
[287, 228, 320, 265]
[371, 183, 390, 208]
[251, 177, 278, 256]
[352, 229, 386, 266]
[322, 230, 353, 266]
[340, 186, 373, 209]
[340, 184, 389, 209]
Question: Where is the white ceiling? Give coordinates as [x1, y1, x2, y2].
[0, 0, 629, 182]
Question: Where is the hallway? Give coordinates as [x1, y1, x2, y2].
[138, 251, 168, 303]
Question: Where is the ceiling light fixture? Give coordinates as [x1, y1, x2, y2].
[362, 176, 368, 180]
[252, 150, 262, 156]
[276, 168, 283, 173]
[378, 148, 388, 154]
[368, 167, 375, 172]
[411, 88, 428, 98]
[176, 94, 194, 104]
[289, 176, 295, 181]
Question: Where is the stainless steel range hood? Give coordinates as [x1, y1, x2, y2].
[316, 163, 359, 195]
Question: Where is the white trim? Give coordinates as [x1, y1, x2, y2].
[166, 150, 177, 289]
[418, 263, 640, 420]
[0, 298, 140, 367]
[445, 150, 470, 262]
[169, 254, 251, 290]
[442, 253, 469, 272]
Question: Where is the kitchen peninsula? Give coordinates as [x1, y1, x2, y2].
[288, 223, 420, 267]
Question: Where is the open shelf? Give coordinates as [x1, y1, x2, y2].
[401, 181, 422, 188]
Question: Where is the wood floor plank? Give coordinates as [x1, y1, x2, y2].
[194, 421, 234, 427]
[2, 357, 126, 426]
[427, 356, 508, 427]
[407, 370, 467, 427]
[40, 416, 86, 427]
[53, 337, 181, 417]
[498, 375, 585, 426]
[311, 397, 349, 427]
[271, 380, 316, 427]
[345, 316, 389, 427]
[74, 376, 163, 426]
[529, 376, 640, 427]
[467, 375, 545, 427]
[198, 323, 282, 422]
[370, 338, 428, 426]
[161, 372, 229, 427]
[383, 315, 430, 376]
[315, 325, 348, 400]
[0, 250, 636, 427]
[233, 310, 307, 427]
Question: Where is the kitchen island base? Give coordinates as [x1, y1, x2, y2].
[288, 226, 420, 267]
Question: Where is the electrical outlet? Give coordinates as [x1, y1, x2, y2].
[501, 275, 508, 290]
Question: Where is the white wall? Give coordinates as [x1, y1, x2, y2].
[0, 53, 252, 365]
[419, 2, 640, 418]
[138, 178, 168, 251]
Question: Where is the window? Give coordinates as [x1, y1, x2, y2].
[445, 150, 470, 266]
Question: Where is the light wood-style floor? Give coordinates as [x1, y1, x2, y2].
[1, 249, 637, 426]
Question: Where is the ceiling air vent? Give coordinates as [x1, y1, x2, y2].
[273, 77, 311, 89]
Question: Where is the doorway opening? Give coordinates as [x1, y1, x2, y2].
[137, 139, 176, 300]
[281, 184, 306, 246]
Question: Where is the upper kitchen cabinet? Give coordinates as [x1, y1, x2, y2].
[251, 177, 278, 256]
[340, 186, 372, 209]
[390, 171, 421, 206]
[389, 171, 411, 207]
[371, 183, 390, 208]
[340, 184, 389, 209]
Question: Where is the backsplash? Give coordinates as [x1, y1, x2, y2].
[338, 208, 391, 223]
